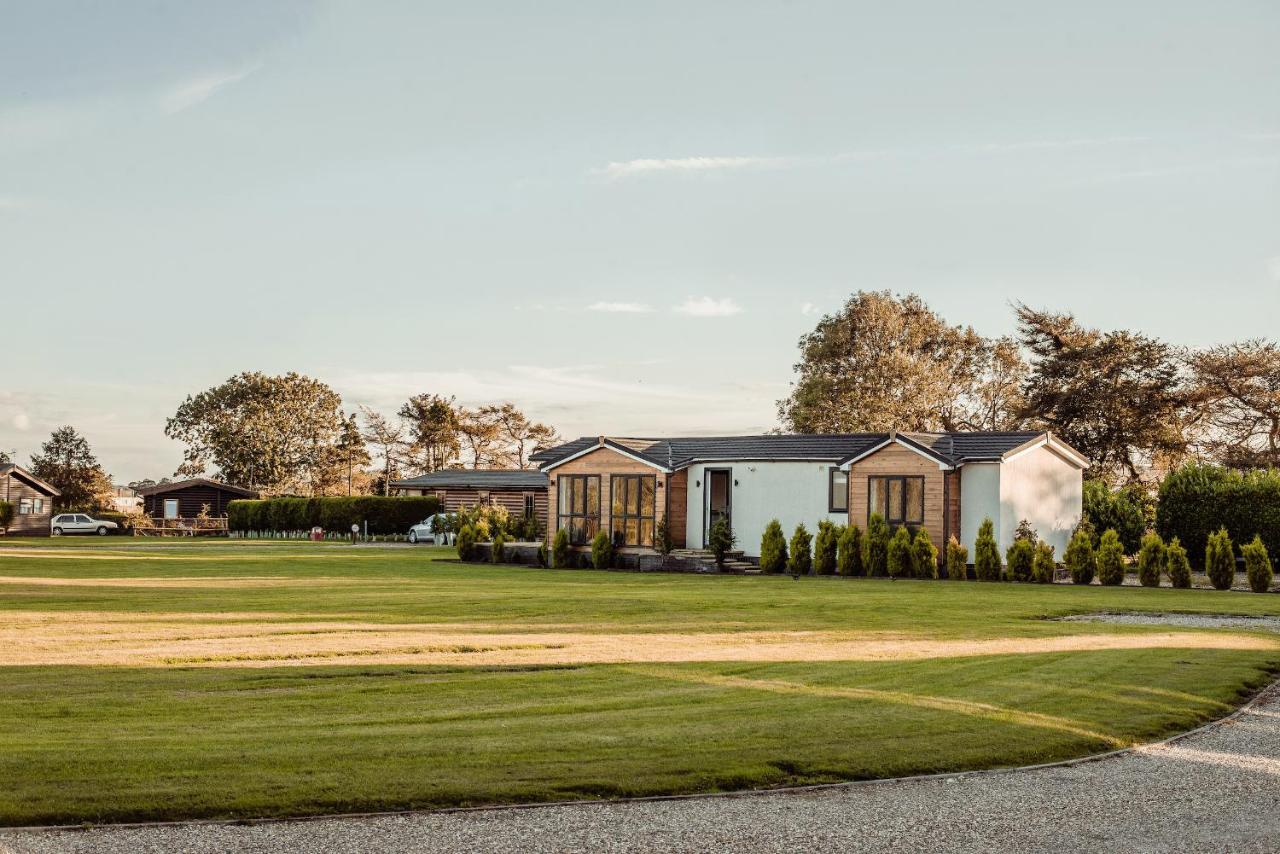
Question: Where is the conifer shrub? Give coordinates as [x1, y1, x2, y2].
[973, 518, 1001, 582]
[911, 527, 938, 579]
[1005, 538, 1035, 583]
[813, 520, 839, 575]
[837, 524, 863, 577]
[863, 513, 890, 577]
[760, 519, 788, 574]
[1065, 529, 1096, 585]
[655, 517, 673, 555]
[887, 526, 913, 578]
[490, 533, 506, 564]
[788, 524, 812, 576]
[945, 536, 968, 580]
[1136, 532, 1166, 588]
[1031, 541, 1056, 584]
[1243, 534, 1273, 594]
[456, 524, 476, 560]
[551, 528, 570, 569]
[0, 500, 13, 534]
[1165, 537, 1191, 588]
[537, 541, 547, 567]
[708, 518, 736, 568]
[1096, 529, 1125, 586]
[1205, 527, 1236, 591]
[591, 530, 613, 570]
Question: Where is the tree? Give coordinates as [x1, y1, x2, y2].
[1166, 537, 1192, 589]
[863, 513, 890, 577]
[778, 291, 1028, 433]
[1031, 542, 1056, 584]
[1065, 529, 1096, 585]
[1136, 533, 1166, 588]
[551, 528, 571, 569]
[1205, 527, 1236, 591]
[760, 519, 788, 574]
[335, 413, 372, 496]
[1082, 479, 1150, 555]
[1096, 529, 1125, 586]
[708, 518, 736, 568]
[973, 518, 1001, 581]
[788, 524, 812, 576]
[456, 407, 504, 469]
[813, 520, 838, 575]
[489, 403, 561, 470]
[837, 524, 863, 577]
[398, 394, 461, 473]
[1015, 304, 1189, 484]
[911, 528, 938, 579]
[946, 536, 969, 580]
[1243, 535, 1272, 594]
[1005, 538, 1035, 583]
[360, 406, 407, 496]
[29, 426, 112, 511]
[0, 501, 13, 534]
[887, 526, 913, 578]
[165, 372, 346, 495]
[591, 530, 613, 569]
[1186, 340, 1280, 470]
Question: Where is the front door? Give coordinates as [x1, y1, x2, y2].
[704, 468, 731, 545]
[163, 498, 180, 520]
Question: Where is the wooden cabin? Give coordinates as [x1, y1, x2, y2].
[390, 469, 549, 527]
[136, 478, 257, 522]
[0, 464, 61, 536]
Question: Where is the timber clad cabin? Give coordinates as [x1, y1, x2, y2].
[136, 478, 257, 520]
[0, 464, 61, 536]
[390, 470, 549, 527]
[530, 431, 1087, 560]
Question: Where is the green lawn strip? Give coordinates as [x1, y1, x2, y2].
[0, 648, 1273, 826]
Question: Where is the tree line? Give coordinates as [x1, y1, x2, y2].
[778, 291, 1280, 485]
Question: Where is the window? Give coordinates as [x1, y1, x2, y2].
[32, 498, 43, 513]
[610, 474, 656, 547]
[867, 475, 925, 527]
[18, 498, 32, 515]
[478, 491, 492, 506]
[523, 493, 536, 518]
[163, 498, 180, 520]
[828, 468, 848, 512]
[556, 475, 600, 545]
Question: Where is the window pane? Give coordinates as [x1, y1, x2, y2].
[639, 520, 654, 547]
[640, 477, 655, 514]
[612, 478, 626, 516]
[627, 478, 640, 515]
[830, 469, 848, 511]
[867, 477, 883, 521]
[888, 479, 904, 523]
[586, 477, 599, 514]
[626, 519, 639, 545]
[905, 478, 924, 524]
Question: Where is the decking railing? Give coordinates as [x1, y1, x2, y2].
[133, 517, 229, 537]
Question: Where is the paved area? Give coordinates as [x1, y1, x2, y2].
[5, 683, 1280, 853]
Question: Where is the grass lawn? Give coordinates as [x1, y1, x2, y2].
[2, 537, 1279, 825]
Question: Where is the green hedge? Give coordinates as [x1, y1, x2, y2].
[1156, 464, 1280, 568]
[228, 496, 441, 536]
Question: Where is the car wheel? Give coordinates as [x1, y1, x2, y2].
[408, 531, 418, 544]
[97, 526, 109, 536]
[52, 527, 62, 536]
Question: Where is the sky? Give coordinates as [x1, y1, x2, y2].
[1, 1, 1278, 483]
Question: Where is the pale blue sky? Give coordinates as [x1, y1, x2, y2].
[2, 1, 1278, 481]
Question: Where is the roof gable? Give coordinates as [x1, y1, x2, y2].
[134, 478, 257, 498]
[0, 464, 61, 497]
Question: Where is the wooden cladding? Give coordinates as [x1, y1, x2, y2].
[847, 443, 947, 553]
[545, 446, 673, 550]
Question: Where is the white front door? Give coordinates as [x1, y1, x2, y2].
[163, 499, 180, 520]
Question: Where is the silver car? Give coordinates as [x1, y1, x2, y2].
[51, 513, 120, 536]
[407, 514, 454, 545]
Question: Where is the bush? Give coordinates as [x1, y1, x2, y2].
[0, 500, 12, 533]
[813, 521, 838, 575]
[886, 527, 913, 579]
[1156, 464, 1280, 568]
[1244, 535, 1273, 594]
[945, 536, 968, 580]
[1083, 479, 1151, 554]
[1096, 529, 1125, 586]
[760, 519, 788, 574]
[837, 524, 864, 576]
[788, 524, 812, 576]
[591, 530, 613, 569]
[973, 518, 1001, 582]
[863, 513, 890, 577]
[655, 517, 673, 555]
[1005, 538, 1035, 583]
[911, 528, 938, 579]
[1065, 529, 1096, 585]
[537, 541, 547, 567]
[1032, 542, 1056, 584]
[227, 495, 440, 535]
[1165, 537, 1192, 589]
[491, 533, 506, 564]
[1136, 532, 1166, 588]
[456, 524, 476, 560]
[707, 518, 736, 568]
[551, 528, 570, 569]
[1205, 527, 1236, 591]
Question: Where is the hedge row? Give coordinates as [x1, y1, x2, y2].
[1156, 465, 1280, 568]
[228, 496, 441, 535]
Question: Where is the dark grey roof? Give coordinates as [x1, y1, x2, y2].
[133, 478, 257, 497]
[0, 464, 61, 496]
[391, 469, 549, 490]
[535, 431, 1073, 470]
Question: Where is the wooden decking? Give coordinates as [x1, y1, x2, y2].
[133, 517, 229, 537]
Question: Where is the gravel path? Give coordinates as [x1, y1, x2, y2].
[6, 683, 1280, 853]
[1061, 612, 1280, 632]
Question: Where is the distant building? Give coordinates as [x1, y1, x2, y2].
[135, 478, 257, 520]
[0, 464, 61, 536]
[108, 485, 142, 514]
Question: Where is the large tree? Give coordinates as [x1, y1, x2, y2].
[360, 406, 407, 496]
[778, 291, 1028, 433]
[489, 402, 561, 469]
[312, 412, 373, 496]
[165, 372, 346, 495]
[1186, 339, 1280, 469]
[456, 406, 504, 469]
[398, 393, 461, 472]
[1015, 304, 1189, 484]
[29, 426, 113, 511]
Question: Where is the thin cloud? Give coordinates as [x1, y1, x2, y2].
[588, 301, 655, 313]
[674, 296, 743, 317]
[593, 156, 790, 180]
[800, 302, 822, 316]
[160, 65, 259, 114]
[1268, 257, 1280, 283]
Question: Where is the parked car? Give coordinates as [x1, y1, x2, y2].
[51, 514, 120, 536]
[407, 513, 454, 545]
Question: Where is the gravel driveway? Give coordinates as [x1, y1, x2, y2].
[5, 681, 1280, 854]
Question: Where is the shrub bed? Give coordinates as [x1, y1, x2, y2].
[1156, 464, 1280, 568]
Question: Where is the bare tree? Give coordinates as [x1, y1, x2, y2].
[1187, 339, 1280, 469]
[489, 403, 562, 469]
[359, 406, 407, 495]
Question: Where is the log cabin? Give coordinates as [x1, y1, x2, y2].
[390, 469, 549, 528]
[136, 478, 257, 521]
[0, 464, 60, 536]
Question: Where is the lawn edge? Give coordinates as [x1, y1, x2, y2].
[7, 672, 1277, 835]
